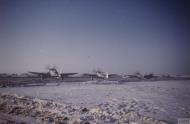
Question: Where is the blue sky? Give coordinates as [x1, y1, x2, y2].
[0, 0, 190, 74]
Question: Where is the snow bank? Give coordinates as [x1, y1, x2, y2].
[0, 93, 168, 124]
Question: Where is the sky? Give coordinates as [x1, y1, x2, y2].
[0, 0, 190, 74]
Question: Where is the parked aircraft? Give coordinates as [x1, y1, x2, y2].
[83, 69, 110, 80]
[29, 67, 77, 80]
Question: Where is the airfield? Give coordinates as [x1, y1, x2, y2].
[0, 74, 190, 124]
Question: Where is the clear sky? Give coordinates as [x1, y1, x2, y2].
[0, 0, 190, 74]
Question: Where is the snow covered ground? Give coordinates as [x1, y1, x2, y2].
[0, 80, 190, 124]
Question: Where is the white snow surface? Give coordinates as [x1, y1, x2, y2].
[0, 80, 190, 124]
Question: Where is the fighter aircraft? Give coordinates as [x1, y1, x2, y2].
[82, 69, 109, 80]
[29, 67, 77, 80]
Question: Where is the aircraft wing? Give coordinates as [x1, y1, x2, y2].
[60, 73, 78, 79]
[61, 73, 78, 76]
[82, 73, 99, 78]
[28, 72, 47, 76]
